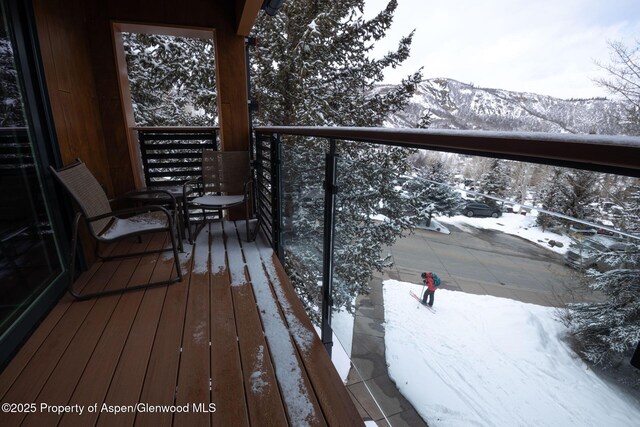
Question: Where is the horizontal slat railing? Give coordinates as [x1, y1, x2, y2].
[135, 126, 219, 188]
[135, 126, 219, 226]
[255, 126, 640, 177]
[253, 132, 283, 257]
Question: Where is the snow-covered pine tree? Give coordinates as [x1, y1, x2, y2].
[417, 110, 432, 129]
[477, 158, 510, 206]
[620, 182, 640, 233]
[252, 0, 421, 127]
[565, 245, 640, 385]
[537, 167, 569, 230]
[403, 159, 464, 227]
[562, 169, 598, 223]
[251, 0, 422, 318]
[122, 32, 217, 126]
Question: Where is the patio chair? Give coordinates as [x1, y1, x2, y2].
[183, 150, 256, 242]
[50, 160, 183, 300]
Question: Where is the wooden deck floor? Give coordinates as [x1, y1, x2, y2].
[0, 221, 362, 426]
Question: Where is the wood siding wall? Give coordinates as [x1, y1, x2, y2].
[33, 0, 114, 195]
[33, 0, 251, 197]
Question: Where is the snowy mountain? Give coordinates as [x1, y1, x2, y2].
[380, 78, 627, 134]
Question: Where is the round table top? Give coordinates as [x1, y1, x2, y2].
[127, 185, 194, 200]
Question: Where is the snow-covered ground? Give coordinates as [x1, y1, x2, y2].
[383, 279, 640, 427]
[437, 212, 573, 255]
[374, 211, 575, 254]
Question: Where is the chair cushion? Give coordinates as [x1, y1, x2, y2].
[191, 195, 245, 208]
[100, 211, 169, 239]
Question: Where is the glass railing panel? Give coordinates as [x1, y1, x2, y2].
[279, 136, 328, 323]
[272, 129, 639, 425]
[372, 151, 640, 426]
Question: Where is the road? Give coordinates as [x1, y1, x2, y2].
[383, 223, 590, 307]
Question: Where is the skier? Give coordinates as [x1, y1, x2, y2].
[421, 272, 440, 307]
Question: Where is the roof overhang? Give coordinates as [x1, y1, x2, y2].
[235, 0, 263, 36]
[235, 0, 285, 36]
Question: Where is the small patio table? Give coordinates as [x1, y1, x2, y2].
[126, 185, 193, 251]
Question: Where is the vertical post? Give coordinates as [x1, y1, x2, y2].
[245, 37, 257, 153]
[632, 341, 640, 369]
[138, 130, 151, 188]
[321, 139, 339, 356]
[270, 133, 284, 260]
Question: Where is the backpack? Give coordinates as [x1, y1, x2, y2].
[432, 273, 441, 287]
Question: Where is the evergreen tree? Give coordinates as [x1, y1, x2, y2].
[122, 32, 217, 126]
[251, 0, 422, 317]
[477, 158, 510, 206]
[416, 109, 432, 129]
[252, 0, 421, 127]
[621, 182, 640, 233]
[564, 245, 640, 383]
[537, 167, 568, 230]
[403, 159, 464, 226]
[562, 169, 598, 222]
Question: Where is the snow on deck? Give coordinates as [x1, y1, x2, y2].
[242, 238, 319, 426]
[191, 226, 210, 274]
[383, 279, 640, 427]
[225, 222, 250, 287]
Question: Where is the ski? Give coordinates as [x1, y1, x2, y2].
[409, 290, 436, 313]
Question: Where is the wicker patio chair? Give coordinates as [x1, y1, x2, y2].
[50, 160, 183, 300]
[183, 150, 256, 242]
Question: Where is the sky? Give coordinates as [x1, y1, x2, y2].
[363, 0, 640, 99]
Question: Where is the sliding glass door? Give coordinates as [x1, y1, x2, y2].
[0, 0, 68, 365]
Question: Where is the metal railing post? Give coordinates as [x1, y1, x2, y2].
[137, 130, 151, 188]
[270, 133, 284, 260]
[321, 139, 338, 356]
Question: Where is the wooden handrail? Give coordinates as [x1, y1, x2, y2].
[255, 126, 640, 177]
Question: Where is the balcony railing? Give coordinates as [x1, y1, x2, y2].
[253, 126, 640, 285]
[252, 125, 640, 424]
[135, 126, 219, 225]
[135, 126, 219, 188]
[255, 126, 640, 177]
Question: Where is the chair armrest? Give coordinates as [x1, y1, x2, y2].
[243, 179, 253, 197]
[86, 204, 173, 224]
[183, 178, 202, 198]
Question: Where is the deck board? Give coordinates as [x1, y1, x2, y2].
[0, 243, 119, 400]
[256, 238, 364, 426]
[58, 234, 167, 427]
[174, 224, 211, 427]
[224, 222, 289, 426]
[209, 222, 249, 427]
[238, 223, 327, 426]
[22, 236, 157, 427]
[0, 240, 132, 426]
[124, 244, 191, 427]
[0, 221, 362, 427]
